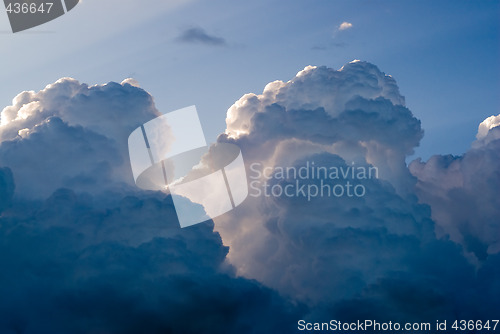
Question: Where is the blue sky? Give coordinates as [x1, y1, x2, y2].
[1, 0, 498, 160]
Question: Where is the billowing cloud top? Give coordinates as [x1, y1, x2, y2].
[475, 113, 500, 145]
[476, 114, 500, 139]
[223, 61, 420, 195]
[226, 61, 405, 138]
[0, 78, 160, 198]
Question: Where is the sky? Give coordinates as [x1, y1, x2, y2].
[0, 1, 499, 333]
[1, 0, 498, 160]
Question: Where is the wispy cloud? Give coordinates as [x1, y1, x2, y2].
[311, 42, 347, 51]
[311, 45, 327, 51]
[176, 27, 226, 46]
[338, 21, 353, 31]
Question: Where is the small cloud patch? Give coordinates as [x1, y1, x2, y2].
[338, 21, 353, 31]
[176, 27, 226, 46]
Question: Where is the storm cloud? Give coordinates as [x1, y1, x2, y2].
[215, 61, 499, 322]
[0, 79, 300, 334]
[0, 62, 498, 333]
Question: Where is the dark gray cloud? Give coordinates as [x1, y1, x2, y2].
[0, 190, 302, 334]
[176, 27, 226, 46]
[0, 167, 14, 211]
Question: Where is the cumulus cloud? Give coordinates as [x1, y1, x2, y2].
[410, 114, 500, 258]
[225, 61, 406, 136]
[176, 27, 226, 46]
[224, 61, 417, 194]
[214, 61, 499, 321]
[0, 78, 161, 198]
[0, 78, 301, 334]
[338, 21, 353, 31]
[218, 61, 426, 301]
[0, 64, 498, 332]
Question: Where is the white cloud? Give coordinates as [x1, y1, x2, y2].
[216, 62, 427, 300]
[213, 61, 499, 319]
[226, 62, 406, 137]
[410, 113, 500, 258]
[338, 21, 353, 31]
[0, 78, 161, 198]
[476, 114, 500, 140]
[224, 61, 414, 194]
